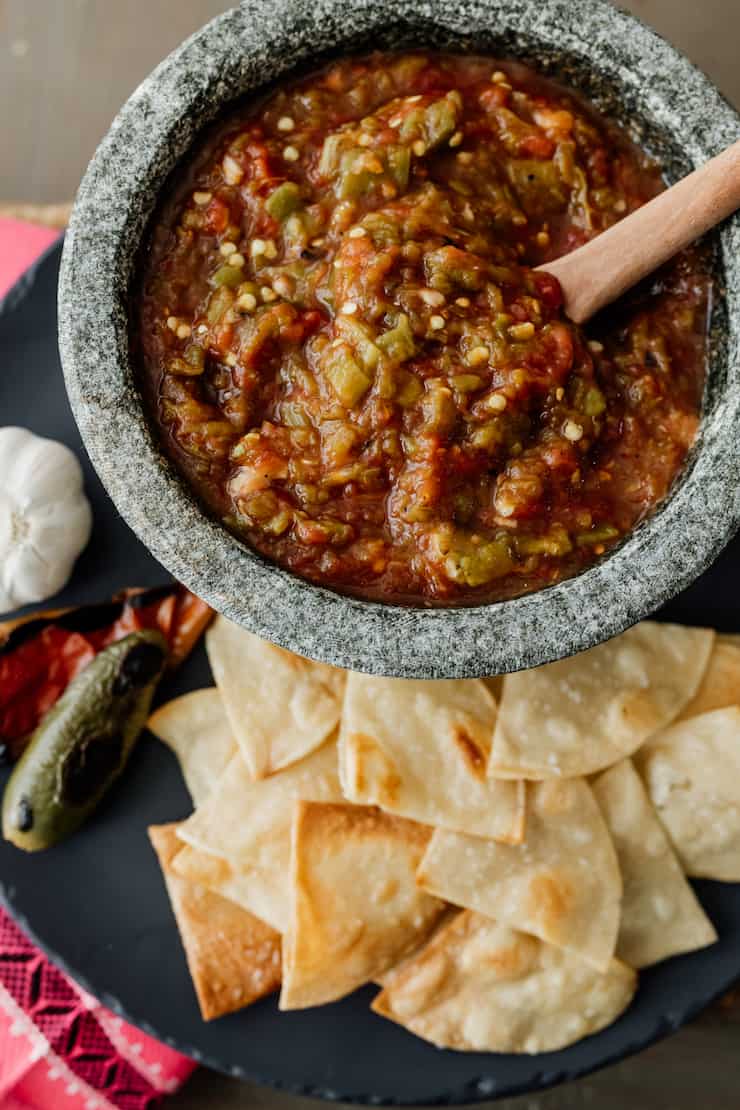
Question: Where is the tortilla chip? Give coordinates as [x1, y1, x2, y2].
[148, 824, 281, 1020]
[339, 673, 524, 843]
[635, 707, 740, 881]
[489, 622, 714, 780]
[483, 675, 504, 702]
[280, 803, 445, 1009]
[592, 760, 717, 967]
[169, 843, 286, 933]
[676, 638, 740, 721]
[175, 737, 343, 931]
[372, 911, 636, 1053]
[417, 779, 621, 971]
[147, 689, 237, 805]
[205, 615, 345, 779]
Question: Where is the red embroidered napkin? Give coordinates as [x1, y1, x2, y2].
[0, 908, 195, 1110]
[0, 221, 197, 1108]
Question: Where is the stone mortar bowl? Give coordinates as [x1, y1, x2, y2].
[59, 0, 740, 679]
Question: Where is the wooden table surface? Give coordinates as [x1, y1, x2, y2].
[2, 1, 739, 1105]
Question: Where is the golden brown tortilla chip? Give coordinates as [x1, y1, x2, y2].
[148, 824, 281, 1020]
[417, 779, 621, 971]
[176, 737, 343, 931]
[147, 689, 237, 805]
[676, 638, 740, 721]
[592, 760, 717, 967]
[339, 673, 524, 842]
[280, 803, 445, 1009]
[489, 622, 714, 780]
[372, 911, 636, 1053]
[635, 707, 740, 881]
[206, 616, 345, 779]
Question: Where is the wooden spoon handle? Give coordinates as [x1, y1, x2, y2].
[539, 139, 740, 324]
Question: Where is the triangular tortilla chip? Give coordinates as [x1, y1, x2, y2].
[176, 738, 343, 931]
[148, 823, 281, 1020]
[339, 674, 524, 843]
[170, 843, 286, 934]
[592, 760, 716, 967]
[676, 638, 740, 721]
[489, 622, 714, 780]
[280, 802, 445, 1009]
[372, 911, 636, 1053]
[206, 616, 345, 779]
[635, 707, 740, 881]
[148, 689, 237, 805]
[417, 779, 621, 971]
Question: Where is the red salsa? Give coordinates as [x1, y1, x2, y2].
[135, 53, 709, 604]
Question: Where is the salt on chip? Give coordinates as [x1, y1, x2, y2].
[372, 911, 636, 1054]
[148, 689, 237, 805]
[339, 673, 524, 843]
[489, 622, 714, 780]
[635, 707, 740, 881]
[175, 737, 343, 932]
[206, 616, 345, 779]
[417, 779, 621, 971]
[148, 824, 281, 1020]
[280, 803, 445, 1009]
[676, 638, 740, 721]
[592, 760, 716, 968]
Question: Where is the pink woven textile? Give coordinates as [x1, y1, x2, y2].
[0, 222, 198, 1108]
[0, 908, 195, 1110]
[0, 220, 58, 300]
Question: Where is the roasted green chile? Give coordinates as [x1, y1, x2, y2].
[2, 630, 167, 851]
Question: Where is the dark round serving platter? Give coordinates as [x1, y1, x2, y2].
[2, 242, 740, 1105]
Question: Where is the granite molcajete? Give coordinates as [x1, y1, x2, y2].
[58, 0, 740, 679]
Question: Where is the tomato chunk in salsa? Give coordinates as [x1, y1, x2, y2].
[136, 52, 708, 604]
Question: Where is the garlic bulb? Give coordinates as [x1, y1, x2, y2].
[0, 427, 93, 614]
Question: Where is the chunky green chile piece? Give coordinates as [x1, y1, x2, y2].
[322, 343, 372, 407]
[2, 631, 167, 852]
[506, 160, 566, 214]
[265, 181, 302, 221]
[398, 91, 462, 151]
[212, 265, 245, 288]
[376, 314, 416, 363]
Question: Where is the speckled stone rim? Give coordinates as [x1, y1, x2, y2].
[59, 0, 740, 679]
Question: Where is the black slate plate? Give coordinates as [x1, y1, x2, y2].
[1, 242, 740, 1105]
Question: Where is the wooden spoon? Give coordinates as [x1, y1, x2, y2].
[539, 139, 740, 324]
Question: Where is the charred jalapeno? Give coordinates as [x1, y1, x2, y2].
[2, 630, 168, 851]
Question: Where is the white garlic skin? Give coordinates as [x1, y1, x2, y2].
[0, 426, 93, 614]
